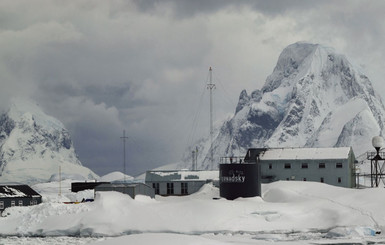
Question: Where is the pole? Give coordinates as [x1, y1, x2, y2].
[59, 165, 61, 197]
[376, 158, 379, 187]
[192, 150, 195, 170]
[195, 146, 198, 170]
[207, 67, 215, 167]
[120, 130, 129, 183]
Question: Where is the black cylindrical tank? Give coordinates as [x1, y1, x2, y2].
[219, 163, 261, 200]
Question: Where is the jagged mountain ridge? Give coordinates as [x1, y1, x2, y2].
[181, 42, 385, 170]
[0, 99, 98, 184]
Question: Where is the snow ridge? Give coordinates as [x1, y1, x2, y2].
[0, 98, 98, 184]
[181, 42, 385, 170]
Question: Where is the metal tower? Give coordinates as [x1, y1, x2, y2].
[120, 130, 128, 183]
[207, 67, 215, 166]
[368, 136, 385, 187]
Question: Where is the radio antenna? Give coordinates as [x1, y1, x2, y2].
[207, 67, 216, 167]
[120, 130, 129, 183]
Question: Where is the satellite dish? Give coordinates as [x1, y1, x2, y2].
[372, 136, 384, 149]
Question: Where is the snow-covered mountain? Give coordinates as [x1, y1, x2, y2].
[0, 98, 98, 184]
[181, 42, 385, 170]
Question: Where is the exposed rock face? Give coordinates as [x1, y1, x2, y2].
[181, 42, 385, 170]
[0, 99, 98, 184]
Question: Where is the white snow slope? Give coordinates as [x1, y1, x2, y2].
[98, 171, 134, 182]
[1, 181, 385, 244]
[0, 98, 98, 184]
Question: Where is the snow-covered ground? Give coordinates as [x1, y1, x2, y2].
[1, 180, 385, 244]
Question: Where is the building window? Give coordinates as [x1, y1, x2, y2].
[301, 163, 308, 169]
[152, 183, 160, 195]
[269, 163, 272, 169]
[0, 201, 3, 209]
[11, 201, 15, 207]
[336, 163, 343, 168]
[319, 163, 326, 168]
[167, 183, 174, 195]
[18, 200, 23, 206]
[181, 183, 188, 195]
[303, 178, 307, 181]
[284, 163, 291, 169]
[338, 177, 342, 183]
[320, 177, 324, 183]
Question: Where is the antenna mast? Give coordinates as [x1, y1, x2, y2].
[207, 67, 215, 166]
[59, 166, 61, 197]
[120, 130, 129, 183]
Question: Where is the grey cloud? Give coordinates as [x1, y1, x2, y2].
[1, 0, 385, 177]
[132, 0, 329, 19]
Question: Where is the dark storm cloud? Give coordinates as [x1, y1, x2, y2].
[1, 0, 385, 176]
[132, 0, 234, 18]
[249, 0, 329, 15]
[132, 0, 328, 19]
[40, 81, 132, 109]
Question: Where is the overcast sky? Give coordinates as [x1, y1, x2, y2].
[1, 0, 385, 177]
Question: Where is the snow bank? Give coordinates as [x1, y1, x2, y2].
[0, 181, 384, 243]
[98, 171, 134, 182]
[93, 233, 228, 245]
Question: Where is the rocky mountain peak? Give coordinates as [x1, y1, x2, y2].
[179, 42, 385, 170]
[0, 98, 98, 184]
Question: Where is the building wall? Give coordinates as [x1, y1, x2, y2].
[134, 183, 156, 198]
[260, 157, 355, 188]
[95, 184, 155, 199]
[147, 181, 207, 196]
[0, 196, 41, 214]
[71, 182, 110, 192]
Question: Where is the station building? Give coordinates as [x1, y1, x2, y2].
[0, 185, 42, 215]
[252, 147, 356, 188]
[145, 170, 218, 196]
[95, 182, 155, 199]
[146, 147, 356, 198]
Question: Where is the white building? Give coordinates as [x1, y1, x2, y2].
[95, 182, 155, 199]
[145, 170, 218, 196]
[254, 147, 356, 188]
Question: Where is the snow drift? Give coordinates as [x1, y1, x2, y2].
[1, 181, 384, 240]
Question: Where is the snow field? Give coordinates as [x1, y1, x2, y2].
[1, 180, 385, 244]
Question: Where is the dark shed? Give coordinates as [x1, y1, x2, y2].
[71, 182, 110, 192]
[0, 185, 42, 214]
